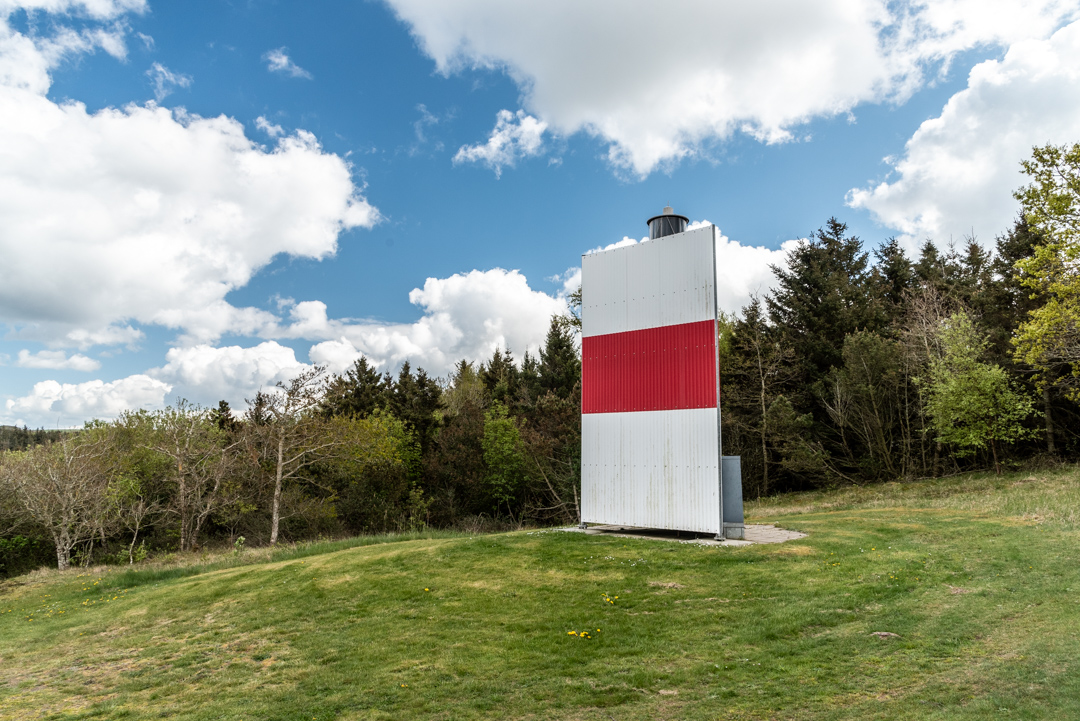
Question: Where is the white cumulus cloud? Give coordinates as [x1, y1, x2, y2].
[714, 234, 800, 315]
[300, 268, 568, 375]
[15, 349, 101, 371]
[848, 19, 1080, 247]
[0, 5, 379, 348]
[3, 374, 171, 428]
[152, 341, 309, 407]
[453, 109, 547, 177]
[307, 338, 365, 375]
[385, 0, 1080, 176]
[5, 265, 576, 422]
[263, 47, 312, 79]
[124, 267, 570, 410]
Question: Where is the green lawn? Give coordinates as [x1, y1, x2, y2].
[3, 468, 1080, 720]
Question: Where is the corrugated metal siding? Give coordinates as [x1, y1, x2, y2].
[580, 224, 722, 534]
[581, 409, 722, 533]
[581, 225, 716, 338]
[581, 320, 717, 413]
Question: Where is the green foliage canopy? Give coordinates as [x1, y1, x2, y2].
[923, 313, 1038, 472]
[1013, 143, 1080, 396]
[481, 401, 525, 513]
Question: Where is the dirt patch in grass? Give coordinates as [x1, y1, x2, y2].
[771, 544, 816, 556]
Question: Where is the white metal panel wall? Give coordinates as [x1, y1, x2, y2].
[580, 224, 722, 535]
[581, 409, 721, 533]
[581, 225, 717, 338]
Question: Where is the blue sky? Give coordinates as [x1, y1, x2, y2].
[2, 0, 1079, 426]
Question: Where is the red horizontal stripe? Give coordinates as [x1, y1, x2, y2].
[582, 320, 717, 413]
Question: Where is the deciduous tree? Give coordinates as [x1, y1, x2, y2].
[1013, 143, 1080, 401]
[922, 313, 1038, 473]
[246, 367, 342, 545]
[0, 432, 116, 569]
[125, 402, 241, 552]
[482, 401, 525, 520]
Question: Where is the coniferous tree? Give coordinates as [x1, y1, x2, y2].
[388, 362, 442, 456]
[538, 316, 580, 400]
[519, 350, 542, 404]
[914, 239, 946, 288]
[767, 218, 879, 387]
[873, 237, 915, 329]
[426, 362, 486, 523]
[481, 347, 519, 407]
[321, 357, 389, 419]
[210, 400, 241, 434]
[722, 297, 799, 496]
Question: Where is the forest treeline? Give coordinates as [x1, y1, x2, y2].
[3, 143, 1080, 576]
[720, 215, 1051, 494]
[0, 320, 583, 575]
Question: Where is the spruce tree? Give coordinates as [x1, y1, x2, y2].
[321, 357, 390, 419]
[722, 297, 799, 496]
[983, 217, 1045, 360]
[872, 237, 914, 330]
[388, 361, 442, 456]
[481, 347, 519, 406]
[209, 400, 241, 434]
[914, 239, 945, 287]
[767, 217, 878, 385]
[519, 350, 542, 403]
[538, 316, 580, 400]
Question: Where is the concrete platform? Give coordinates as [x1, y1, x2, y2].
[560, 523, 806, 546]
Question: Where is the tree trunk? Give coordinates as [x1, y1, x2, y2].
[758, 351, 769, 498]
[1043, 386, 1056, 454]
[180, 514, 190, 553]
[572, 477, 580, 524]
[178, 465, 190, 552]
[128, 526, 140, 565]
[991, 440, 1001, 475]
[54, 536, 69, 571]
[270, 433, 285, 545]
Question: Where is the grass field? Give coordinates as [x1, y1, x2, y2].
[3, 468, 1080, 720]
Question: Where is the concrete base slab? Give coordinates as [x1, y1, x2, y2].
[559, 523, 805, 546]
[743, 524, 808, 544]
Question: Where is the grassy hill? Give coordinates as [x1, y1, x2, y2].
[3, 468, 1080, 720]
